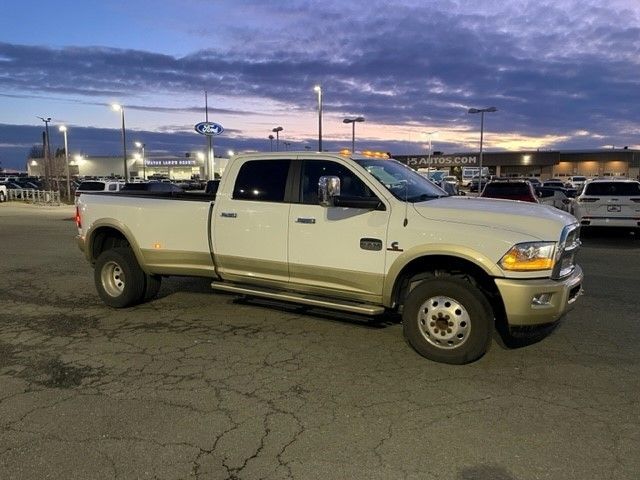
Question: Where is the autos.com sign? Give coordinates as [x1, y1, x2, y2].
[194, 122, 224, 136]
[397, 155, 478, 168]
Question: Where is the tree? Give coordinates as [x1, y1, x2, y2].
[28, 145, 44, 158]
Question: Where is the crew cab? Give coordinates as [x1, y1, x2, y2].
[75, 152, 584, 364]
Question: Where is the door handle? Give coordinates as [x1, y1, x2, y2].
[221, 212, 237, 218]
[296, 217, 316, 224]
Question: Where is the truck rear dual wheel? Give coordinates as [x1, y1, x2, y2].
[95, 248, 160, 308]
[402, 277, 493, 364]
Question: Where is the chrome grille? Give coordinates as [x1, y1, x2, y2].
[552, 224, 581, 280]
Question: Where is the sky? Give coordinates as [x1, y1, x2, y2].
[1, 0, 639, 170]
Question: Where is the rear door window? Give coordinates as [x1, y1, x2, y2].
[232, 160, 291, 202]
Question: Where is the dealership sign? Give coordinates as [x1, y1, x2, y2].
[146, 159, 196, 166]
[403, 155, 478, 167]
[194, 122, 224, 136]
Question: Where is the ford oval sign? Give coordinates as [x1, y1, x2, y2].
[195, 122, 224, 136]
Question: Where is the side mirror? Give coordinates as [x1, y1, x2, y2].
[318, 176, 341, 207]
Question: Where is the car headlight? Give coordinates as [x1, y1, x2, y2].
[499, 242, 556, 271]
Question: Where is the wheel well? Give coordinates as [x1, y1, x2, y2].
[392, 255, 507, 328]
[90, 227, 131, 262]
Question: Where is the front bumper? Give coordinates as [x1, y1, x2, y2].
[494, 265, 583, 327]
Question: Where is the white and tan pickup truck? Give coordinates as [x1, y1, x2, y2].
[76, 151, 583, 364]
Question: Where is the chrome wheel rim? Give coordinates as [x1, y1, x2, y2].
[101, 260, 125, 297]
[417, 295, 471, 349]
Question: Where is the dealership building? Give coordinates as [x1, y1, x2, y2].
[394, 148, 640, 180]
[27, 153, 230, 179]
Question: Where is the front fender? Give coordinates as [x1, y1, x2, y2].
[382, 244, 503, 307]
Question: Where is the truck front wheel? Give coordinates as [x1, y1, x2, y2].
[94, 248, 146, 308]
[403, 277, 493, 364]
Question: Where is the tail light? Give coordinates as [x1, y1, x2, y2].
[75, 206, 82, 229]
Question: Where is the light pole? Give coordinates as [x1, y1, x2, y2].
[314, 85, 323, 151]
[59, 126, 71, 200]
[468, 107, 497, 193]
[37, 116, 52, 190]
[272, 126, 283, 151]
[343, 116, 365, 153]
[425, 130, 439, 175]
[268, 135, 274, 152]
[135, 141, 146, 180]
[111, 104, 128, 181]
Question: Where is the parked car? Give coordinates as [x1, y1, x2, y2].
[120, 182, 184, 193]
[468, 176, 491, 192]
[479, 179, 538, 203]
[442, 175, 459, 186]
[540, 184, 578, 198]
[526, 177, 542, 187]
[434, 180, 465, 196]
[573, 179, 640, 229]
[205, 179, 221, 196]
[75, 180, 125, 204]
[535, 186, 573, 211]
[567, 176, 588, 190]
[542, 179, 567, 189]
[1, 182, 26, 199]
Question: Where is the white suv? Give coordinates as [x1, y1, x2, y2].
[567, 175, 587, 190]
[573, 179, 640, 229]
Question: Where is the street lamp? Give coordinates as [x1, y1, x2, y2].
[111, 104, 128, 181]
[468, 107, 497, 193]
[342, 116, 365, 153]
[272, 126, 283, 151]
[58, 125, 71, 200]
[135, 141, 146, 180]
[314, 85, 323, 151]
[425, 130, 439, 175]
[37, 116, 52, 189]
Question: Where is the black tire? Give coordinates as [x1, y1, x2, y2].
[143, 274, 162, 302]
[402, 277, 493, 364]
[94, 247, 146, 308]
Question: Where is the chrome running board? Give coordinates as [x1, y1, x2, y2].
[211, 282, 384, 316]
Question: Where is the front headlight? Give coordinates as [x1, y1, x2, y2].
[499, 242, 556, 271]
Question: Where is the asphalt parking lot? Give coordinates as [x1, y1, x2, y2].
[0, 203, 638, 480]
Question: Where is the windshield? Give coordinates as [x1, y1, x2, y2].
[355, 158, 446, 201]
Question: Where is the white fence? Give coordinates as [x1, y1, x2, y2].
[6, 189, 62, 206]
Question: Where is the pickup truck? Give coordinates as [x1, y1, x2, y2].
[76, 151, 583, 364]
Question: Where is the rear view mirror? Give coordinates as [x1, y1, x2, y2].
[318, 176, 341, 207]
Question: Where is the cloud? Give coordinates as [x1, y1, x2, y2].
[1, 0, 639, 168]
